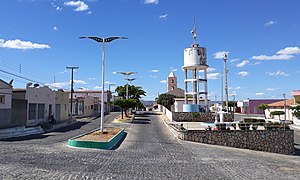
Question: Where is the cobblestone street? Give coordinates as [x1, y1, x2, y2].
[0, 112, 300, 179]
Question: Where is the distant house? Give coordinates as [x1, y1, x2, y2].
[237, 99, 282, 115]
[13, 84, 55, 126]
[265, 90, 300, 123]
[54, 89, 69, 122]
[0, 79, 13, 129]
[71, 90, 110, 116]
[266, 99, 295, 121]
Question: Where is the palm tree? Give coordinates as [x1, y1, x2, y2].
[258, 103, 268, 119]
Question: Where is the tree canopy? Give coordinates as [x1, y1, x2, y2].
[115, 85, 146, 99]
[156, 93, 175, 110]
[113, 98, 138, 119]
[258, 103, 268, 119]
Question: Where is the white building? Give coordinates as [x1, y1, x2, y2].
[0, 79, 12, 128]
[13, 84, 55, 126]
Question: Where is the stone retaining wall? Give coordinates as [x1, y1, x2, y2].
[183, 130, 294, 155]
[172, 112, 233, 122]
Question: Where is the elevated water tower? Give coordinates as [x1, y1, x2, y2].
[182, 18, 208, 112]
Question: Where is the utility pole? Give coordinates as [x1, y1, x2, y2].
[66, 66, 79, 120]
[223, 53, 229, 113]
[283, 93, 286, 123]
[232, 94, 236, 120]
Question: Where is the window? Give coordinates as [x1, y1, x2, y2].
[171, 86, 174, 90]
[0, 95, 4, 104]
[91, 105, 94, 110]
[38, 104, 45, 119]
[29, 103, 37, 120]
[171, 79, 174, 83]
[64, 104, 67, 111]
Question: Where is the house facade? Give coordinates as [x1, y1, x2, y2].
[0, 79, 12, 129]
[13, 84, 55, 126]
[54, 89, 69, 122]
[266, 99, 294, 121]
[71, 90, 109, 116]
[237, 99, 282, 115]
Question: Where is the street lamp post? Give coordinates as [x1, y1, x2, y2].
[117, 71, 137, 99]
[108, 83, 115, 114]
[80, 36, 127, 132]
[223, 53, 229, 113]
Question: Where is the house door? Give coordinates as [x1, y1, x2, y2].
[49, 104, 52, 119]
[55, 104, 61, 121]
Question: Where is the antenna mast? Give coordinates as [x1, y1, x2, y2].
[192, 17, 197, 45]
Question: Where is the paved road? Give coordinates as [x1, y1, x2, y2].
[0, 112, 300, 179]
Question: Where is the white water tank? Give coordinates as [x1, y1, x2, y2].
[183, 45, 207, 68]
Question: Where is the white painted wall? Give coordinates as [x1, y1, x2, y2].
[0, 82, 12, 109]
[26, 86, 55, 125]
[265, 108, 293, 121]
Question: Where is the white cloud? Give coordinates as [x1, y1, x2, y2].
[94, 86, 101, 89]
[266, 88, 276, 91]
[159, 14, 168, 20]
[266, 70, 289, 77]
[144, 0, 158, 4]
[149, 69, 159, 73]
[264, 20, 277, 27]
[105, 81, 115, 84]
[59, 70, 68, 74]
[207, 67, 216, 72]
[0, 39, 50, 50]
[88, 77, 96, 80]
[207, 73, 221, 80]
[170, 67, 178, 72]
[149, 75, 158, 78]
[160, 80, 167, 83]
[277, 47, 300, 55]
[87, 11, 92, 14]
[236, 60, 249, 67]
[112, 71, 117, 74]
[255, 92, 265, 96]
[253, 62, 261, 65]
[56, 6, 62, 11]
[64, 1, 89, 11]
[73, 80, 86, 84]
[238, 71, 249, 77]
[230, 58, 240, 63]
[46, 82, 69, 89]
[251, 54, 293, 60]
[53, 26, 57, 30]
[213, 51, 229, 59]
[251, 46, 300, 61]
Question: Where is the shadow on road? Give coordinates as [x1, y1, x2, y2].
[0, 121, 90, 142]
[294, 147, 300, 156]
[0, 133, 52, 142]
[111, 132, 127, 150]
[52, 121, 89, 133]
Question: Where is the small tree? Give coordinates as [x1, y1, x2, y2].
[270, 111, 285, 120]
[113, 99, 137, 119]
[156, 93, 175, 110]
[258, 104, 268, 119]
[291, 105, 300, 119]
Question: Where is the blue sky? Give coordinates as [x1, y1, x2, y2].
[0, 0, 299, 101]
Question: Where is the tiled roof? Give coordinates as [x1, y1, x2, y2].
[267, 99, 294, 107]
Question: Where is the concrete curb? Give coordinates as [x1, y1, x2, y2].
[159, 115, 183, 140]
[290, 125, 300, 130]
[67, 128, 125, 150]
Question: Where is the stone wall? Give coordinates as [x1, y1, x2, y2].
[183, 130, 294, 155]
[172, 112, 233, 122]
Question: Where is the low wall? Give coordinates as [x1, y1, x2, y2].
[183, 130, 294, 155]
[172, 112, 233, 122]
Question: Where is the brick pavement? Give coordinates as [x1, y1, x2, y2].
[0, 112, 300, 179]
